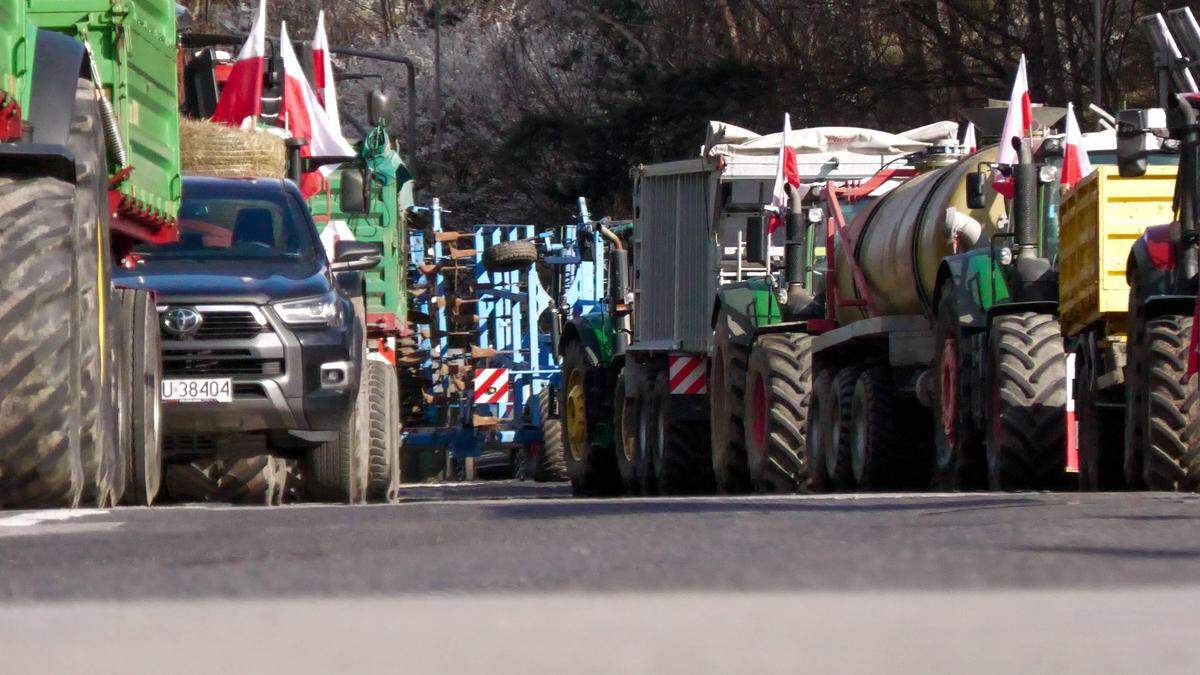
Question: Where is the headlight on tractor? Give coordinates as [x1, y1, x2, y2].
[273, 292, 341, 327]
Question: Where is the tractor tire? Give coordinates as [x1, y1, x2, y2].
[849, 366, 922, 490]
[215, 455, 287, 506]
[827, 366, 862, 490]
[0, 78, 118, 508]
[985, 312, 1066, 490]
[163, 459, 221, 502]
[931, 291, 985, 490]
[534, 387, 567, 482]
[710, 310, 751, 493]
[561, 340, 620, 496]
[120, 289, 164, 505]
[743, 333, 811, 492]
[1138, 315, 1199, 490]
[366, 359, 401, 502]
[612, 369, 643, 493]
[806, 368, 834, 493]
[1075, 342, 1124, 491]
[652, 372, 715, 495]
[482, 239, 537, 273]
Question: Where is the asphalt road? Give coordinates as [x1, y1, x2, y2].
[3, 484, 1200, 673]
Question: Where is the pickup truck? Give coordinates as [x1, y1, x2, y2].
[116, 176, 383, 504]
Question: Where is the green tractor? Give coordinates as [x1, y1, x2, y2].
[0, 0, 181, 507]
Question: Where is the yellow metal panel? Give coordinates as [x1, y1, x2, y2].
[1059, 165, 1177, 338]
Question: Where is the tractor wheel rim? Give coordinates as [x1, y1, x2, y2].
[752, 375, 767, 447]
[566, 370, 587, 462]
[939, 338, 957, 446]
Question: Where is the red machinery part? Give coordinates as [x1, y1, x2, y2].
[0, 92, 21, 142]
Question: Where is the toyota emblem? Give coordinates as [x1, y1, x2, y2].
[163, 307, 203, 337]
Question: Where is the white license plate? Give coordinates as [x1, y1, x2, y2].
[161, 378, 233, 403]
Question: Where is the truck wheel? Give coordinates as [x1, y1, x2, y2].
[534, 388, 567, 482]
[482, 239, 537, 273]
[827, 366, 862, 490]
[710, 311, 751, 493]
[0, 79, 116, 508]
[653, 372, 715, 495]
[366, 359, 401, 503]
[744, 334, 811, 492]
[612, 370, 642, 493]
[305, 369, 370, 503]
[561, 341, 620, 496]
[121, 290, 164, 505]
[849, 367, 903, 490]
[1138, 315, 1199, 490]
[1075, 343, 1123, 490]
[806, 369, 834, 492]
[985, 313, 1066, 490]
[932, 291, 984, 490]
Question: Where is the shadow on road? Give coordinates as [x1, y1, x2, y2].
[484, 496, 1042, 519]
[1008, 544, 1200, 560]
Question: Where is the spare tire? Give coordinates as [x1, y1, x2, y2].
[482, 239, 538, 273]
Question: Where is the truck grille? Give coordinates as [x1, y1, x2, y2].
[158, 309, 269, 341]
[163, 349, 284, 376]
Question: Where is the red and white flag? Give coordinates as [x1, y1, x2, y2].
[766, 113, 801, 234]
[1060, 102, 1094, 189]
[210, 0, 266, 127]
[961, 122, 977, 153]
[312, 11, 342, 133]
[279, 22, 355, 197]
[996, 55, 1032, 166]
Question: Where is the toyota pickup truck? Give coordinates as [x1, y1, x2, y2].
[115, 175, 382, 504]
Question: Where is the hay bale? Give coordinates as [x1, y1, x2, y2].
[180, 118, 288, 179]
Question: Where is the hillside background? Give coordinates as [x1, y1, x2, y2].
[185, 0, 1190, 224]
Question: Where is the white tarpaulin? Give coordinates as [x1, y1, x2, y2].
[706, 121, 958, 158]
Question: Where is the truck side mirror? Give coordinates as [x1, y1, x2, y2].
[1116, 108, 1165, 178]
[966, 171, 988, 210]
[339, 169, 368, 214]
[745, 216, 767, 265]
[367, 89, 391, 127]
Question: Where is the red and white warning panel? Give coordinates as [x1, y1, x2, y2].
[473, 368, 511, 404]
[669, 353, 707, 395]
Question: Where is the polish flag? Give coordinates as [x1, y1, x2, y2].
[1060, 103, 1094, 189]
[210, 0, 266, 128]
[996, 55, 1033, 166]
[279, 22, 355, 198]
[961, 122, 977, 153]
[312, 11, 342, 133]
[766, 113, 801, 234]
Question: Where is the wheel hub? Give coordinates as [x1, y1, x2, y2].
[566, 371, 587, 462]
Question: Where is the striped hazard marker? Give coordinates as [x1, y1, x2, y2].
[473, 368, 511, 404]
[668, 353, 707, 395]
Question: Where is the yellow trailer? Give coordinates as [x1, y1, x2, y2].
[1059, 165, 1177, 489]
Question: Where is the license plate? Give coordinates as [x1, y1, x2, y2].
[161, 378, 233, 403]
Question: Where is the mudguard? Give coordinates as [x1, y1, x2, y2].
[28, 30, 87, 147]
[933, 251, 992, 330]
[712, 278, 781, 348]
[560, 312, 615, 367]
[1126, 225, 1175, 298]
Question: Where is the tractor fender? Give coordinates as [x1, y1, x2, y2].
[1126, 225, 1174, 297]
[712, 282, 769, 349]
[28, 30, 89, 147]
[560, 314, 611, 368]
[932, 255, 986, 330]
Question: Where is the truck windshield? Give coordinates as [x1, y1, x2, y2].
[133, 191, 318, 262]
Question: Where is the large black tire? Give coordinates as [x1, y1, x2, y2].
[120, 289, 164, 505]
[612, 370, 642, 493]
[1136, 315, 1199, 490]
[743, 334, 811, 492]
[652, 372, 715, 495]
[216, 455, 287, 506]
[561, 340, 620, 496]
[366, 359, 401, 502]
[0, 78, 118, 508]
[806, 369, 834, 493]
[305, 384, 369, 503]
[482, 239, 537, 273]
[849, 366, 923, 490]
[827, 366, 861, 490]
[534, 388, 567, 482]
[1074, 341, 1124, 491]
[931, 291, 985, 490]
[163, 459, 221, 502]
[985, 312, 1066, 490]
[710, 310, 751, 493]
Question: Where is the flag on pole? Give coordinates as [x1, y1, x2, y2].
[1060, 103, 1094, 189]
[211, 0, 266, 127]
[312, 11, 342, 133]
[766, 113, 801, 234]
[961, 122, 977, 154]
[279, 21, 356, 197]
[996, 55, 1032, 166]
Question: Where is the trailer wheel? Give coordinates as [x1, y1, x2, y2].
[710, 311, 751, 493]
[1075, 341, 1123, 490]
[613, 369, 643, 493]
[827, 366, 862, 490]
[985, 312, 1066, 490]
[561, 341, 619, 495]
[121, 289, 164, 505]
[534, 388, 567, 482]
[366, 359, 401, 503]
[1137, 315, 1199, 490]
[932, 291, 984, 490]
[0, 79, 118, 508]
[482, 239, 538, 273]
[653, 372, 715, 495]
[636, 375, 661, 495]
[744, 334, 811, 492]
[806, 368, 834, 492]
[849, 367, 903, 490]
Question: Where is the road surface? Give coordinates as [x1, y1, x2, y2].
[2, 483, 1200, 673]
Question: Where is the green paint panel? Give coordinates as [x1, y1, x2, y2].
[576, 312, 615, 365]
[717, 277, 782, 329]
[966, 249, 1010, 311]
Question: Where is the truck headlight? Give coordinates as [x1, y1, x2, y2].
[273, 292, 341, 327]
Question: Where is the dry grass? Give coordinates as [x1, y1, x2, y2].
[180, 118, 287, 179]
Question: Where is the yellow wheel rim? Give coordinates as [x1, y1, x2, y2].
[566, 369, 587, 462]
